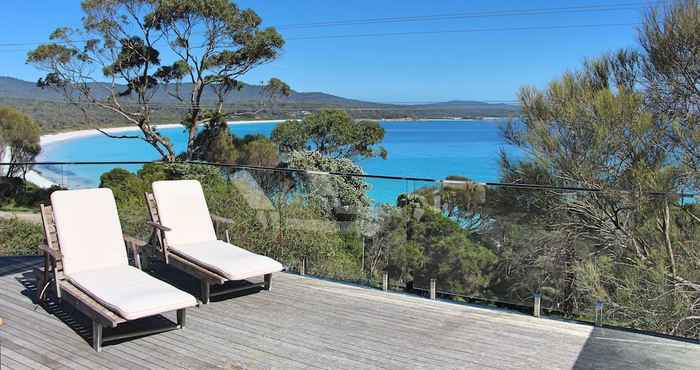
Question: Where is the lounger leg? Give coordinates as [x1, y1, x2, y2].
[53, 269, 62, 302]
[177, 308, 187, 328]
[92, 321, 103, 352]
[264, 273, 272, 291]
[201, 280, 210, 304]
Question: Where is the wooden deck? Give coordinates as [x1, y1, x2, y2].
[0, 256, 697, 369]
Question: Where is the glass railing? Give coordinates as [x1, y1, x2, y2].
[2, 160, 699, 341]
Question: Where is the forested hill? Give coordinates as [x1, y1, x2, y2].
[0, 76, 520, 132]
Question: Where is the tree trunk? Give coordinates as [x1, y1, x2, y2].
[185, 80, 204, 160]
[661, 199, 677, 278]
[186, 117, 198, 160]
[140, 121, 176, 162]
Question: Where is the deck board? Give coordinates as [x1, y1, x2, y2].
[0, 257, 697, 369]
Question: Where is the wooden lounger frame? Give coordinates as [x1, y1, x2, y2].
[35, 204, 187, 352]
[145, 192, 271, 304]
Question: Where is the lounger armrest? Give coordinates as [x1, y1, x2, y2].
[123, 235, 148, 250]
[211, 214, 234, 225]
[147, 221, 171, 232]
[39, 244, 62, 261]
[123, 235, 148, 270]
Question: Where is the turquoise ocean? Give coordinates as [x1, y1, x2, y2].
[37, 119, 522, 205]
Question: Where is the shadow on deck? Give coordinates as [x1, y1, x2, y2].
[0, 256, 697, 369]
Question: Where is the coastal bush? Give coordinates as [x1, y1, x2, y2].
[98, 163, 353, 270]
[397, 207, 497, 296]
[287, 150, 371, 220]
[487, 0, 700, 338]
[0, 177, 60, 211]
[0, 218, 43, 256]
[272, 109, 387, 160]
[0, 106, 41, 178]
[189, 122, 241, 165]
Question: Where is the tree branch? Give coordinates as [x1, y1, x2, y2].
[95, 128, 141, 140]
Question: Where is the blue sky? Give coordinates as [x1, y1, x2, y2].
[0, 0, 651, 102]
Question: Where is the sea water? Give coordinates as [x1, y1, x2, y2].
[37, 120, 522, 204]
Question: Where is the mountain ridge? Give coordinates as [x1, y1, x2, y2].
[0, 76, 519, 132]
[0, 76, 518, 112]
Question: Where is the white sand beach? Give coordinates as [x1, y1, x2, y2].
[1, 146, 56, 188]
[19, 119, 284, 189]
[40, 120, 284, 146]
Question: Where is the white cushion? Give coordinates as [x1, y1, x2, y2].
[68, 265, 197, 320]
[51, 188, 128, 276]
[170, 240, 283, 280]
[152, 180, 217, 246]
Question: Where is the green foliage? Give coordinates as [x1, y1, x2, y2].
[0, 177, 60, 211]
[241, 137, 279, 167]
[0, 106, 41, 178]
[0, 218, 43, 256]
[641, 0, 700, 187]
[190, 122, 240, 164]
[272, 109, 387, 160]
[411, 176, 487, 231]
[488, 0, 700, 337]
[189, 121, 279, 167]
[409, 209, 497, 295]
[366, 205, 422, 284]
[287, 150, 370, 219]
[98, 162, 346, 270]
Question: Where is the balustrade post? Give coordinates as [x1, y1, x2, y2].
[533, 292, 542, 318]
[595, 300, 605, 327]
[429, 278, 436, 300]
[382, 272, 388, 291]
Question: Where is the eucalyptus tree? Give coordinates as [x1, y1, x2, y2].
[28, 0, 178, 160]
[27, 0, 286, 161]
[147, 0, 286, 159]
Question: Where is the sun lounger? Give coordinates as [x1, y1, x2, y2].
[36, 188, 197, 351]
[145, 180, 283, 304]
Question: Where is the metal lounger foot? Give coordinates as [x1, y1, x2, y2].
[93, 321, 103, 352]
[177, 308, 186, 328]
[264, 274, 272, 291]
[201, 280, 210, 304]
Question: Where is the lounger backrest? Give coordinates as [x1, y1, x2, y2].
[152, 180, 217, 246]
[51, 188, 128, 276]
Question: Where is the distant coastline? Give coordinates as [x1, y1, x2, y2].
[380, 116, 510, 122]
[38, 116, 514, 144]
[40, 119, 285, 146]
[29, 119, 284, 188]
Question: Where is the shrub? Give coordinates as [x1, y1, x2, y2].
[0, 218, 43, 256]
[0, 177, 60, 211]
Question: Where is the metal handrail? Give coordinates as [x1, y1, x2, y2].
[1, 160, 697, 197]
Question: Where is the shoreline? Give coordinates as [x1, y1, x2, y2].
[29, 117, 510, 190]
[30, 119, 283, 189]
[40, 117, 509, 145]
[40, 119, 285, 146]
